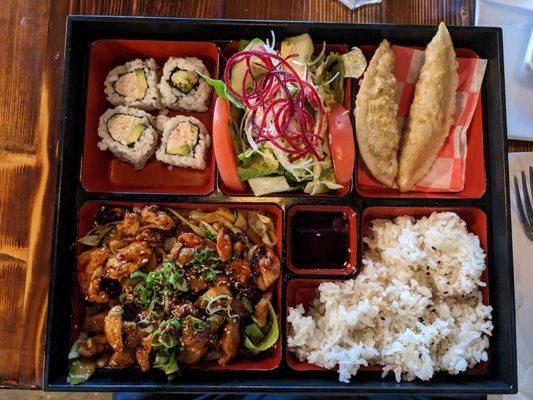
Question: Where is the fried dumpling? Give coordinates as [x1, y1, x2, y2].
[355, 39, 399, 189]
[397, 22, 458, 192]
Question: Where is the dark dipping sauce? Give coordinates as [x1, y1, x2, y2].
[291, 211, 349, 269]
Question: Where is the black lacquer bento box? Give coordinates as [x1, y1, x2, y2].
[45, 16, 517, 394]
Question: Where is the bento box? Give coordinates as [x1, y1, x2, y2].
[45, 16, 517, 395]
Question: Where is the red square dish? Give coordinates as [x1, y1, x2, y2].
[362, 206, 490, 373]
[81, 40, 219, 194]
[355, 46, 486, 199]
[286, 207, 490, 373]
[285, 279, 380, 372]
[286, 204, 357, 275]
[76, 201, 283, 371]
[218, 42, 352, 198]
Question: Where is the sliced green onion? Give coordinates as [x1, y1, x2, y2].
[175, 278, 188, 292]
[153, 352, 180, 375]
[244, 322, 265, 343]
[242, 296, 253, 314]
[243, 301, 278, 353]
[187, 316, 208, 332]
[67, 357, 96, 385]
[130, 270, 147, 280]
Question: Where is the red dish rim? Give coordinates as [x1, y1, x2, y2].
[286, 206, 490, 374]
[286, 204, 357, 275]
[74, 201, 283, 371]
[355, 46, 486, 199]
[81, 39, 219, 195]
[217, 41, 353, 198]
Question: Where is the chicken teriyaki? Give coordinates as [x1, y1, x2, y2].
[69, 205, 280, 384]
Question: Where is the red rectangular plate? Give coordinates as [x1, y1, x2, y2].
[218, 41, 352, 198]
[286, 206, 490, 373]
[286, 204, 357, 275]
[81, 40, 218, 194]
[75, 201, 283, 371]
[355, 47, 486, 199]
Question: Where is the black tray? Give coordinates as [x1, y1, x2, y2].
[44, 16, 517, 394]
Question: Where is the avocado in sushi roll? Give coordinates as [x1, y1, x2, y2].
[97, 106, 158, 170]
[156, 115, 210, 170]
[104, 58, 160, 110]
[159, 57, 211, 112]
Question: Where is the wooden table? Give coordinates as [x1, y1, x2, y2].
[1, 0, 531, 389]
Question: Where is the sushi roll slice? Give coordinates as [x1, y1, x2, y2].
[97, 106, 158, 170]
[104, 58, 160, 110]
[159, 57, 211, 112]
[156, 115, 210, 170]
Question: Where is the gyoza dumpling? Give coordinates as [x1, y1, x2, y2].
[355, 39, 400, 189]
[397, 22, 458, 192]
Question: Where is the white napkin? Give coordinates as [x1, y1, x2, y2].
[338, 0, 381, 10]
[476, 0, 533, 141]
[490, 152, 533, 400]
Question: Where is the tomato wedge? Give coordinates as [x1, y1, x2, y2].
[213, 97, 248, 192]
[328, 103, 355, 185]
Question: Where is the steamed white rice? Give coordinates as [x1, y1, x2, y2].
[287, 212, 493, 383]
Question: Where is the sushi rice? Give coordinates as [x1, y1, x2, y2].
[159, 57, 211, 111]
[156, 115, 210, 170]
[97, 106, 158, 170]
[104, 58, 160, 110]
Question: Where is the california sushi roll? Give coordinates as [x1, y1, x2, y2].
[104, 58, 160, 110]
[97, 106, 158, 170]
[156, 115, 210, 170]
[159, 57, 211, 112]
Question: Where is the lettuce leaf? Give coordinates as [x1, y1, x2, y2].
[248, 176, 292, 196]
[195, 69, 244, 109]
[237, 146, 280, 181]
[323, 52, 345, 104]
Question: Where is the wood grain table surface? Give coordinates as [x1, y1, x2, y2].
[0, 0, 531, 389]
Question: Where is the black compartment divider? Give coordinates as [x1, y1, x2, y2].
[45, 16, 516, 394]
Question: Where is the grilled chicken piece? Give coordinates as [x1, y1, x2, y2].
[135, 347, 151, 372]
[219, 321, 241, 365]
[77, 248, 110, 303]
[232, 232, 247, 257]
[135, 228, 165, 245]
[178, 232, 205, 248]
[177, 318, 209, 364]
[216, 227, 232, 261]
[207, 313, 225, 333]
[226, 259, 251, 287]
[177, 247, 195, 266]
[77, 334, 109, 358]
[115, 212, 141, 238]
[187, 273, 209, 294]
[254, 291, 273, 329]
[123, 321, 146, 349]
[170, 232, 206, 265]
[249, 244, 280, 291]
[104, 305, 123, 352]
[103, 241, 156, 280]
[197, 284, 233, 309]
[108, 239, 130, 252]
[82, 311, 108, 334]
[109, 349, 136, 369]
[171, 301, 197, 319]
[139, 205, 175, 230]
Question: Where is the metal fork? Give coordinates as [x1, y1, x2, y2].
[514, 166, 533, 241]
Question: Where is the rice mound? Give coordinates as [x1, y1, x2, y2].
[287, 212, 493, 383]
